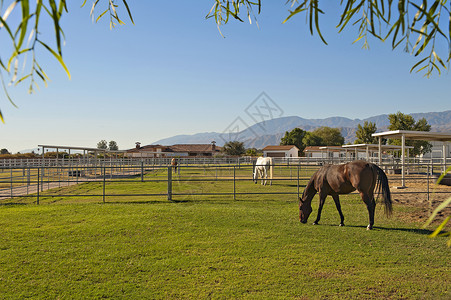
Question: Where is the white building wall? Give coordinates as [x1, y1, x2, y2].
[263, 147, 299, 158]
[419, 141, 451, 159]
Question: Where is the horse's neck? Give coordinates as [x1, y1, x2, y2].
[303, 179, 317, 203]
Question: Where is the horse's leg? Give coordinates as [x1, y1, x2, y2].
[313, 192, 327, 225]
[262, 169, 267, 186]
[361, 191, 376, 230]
[332, 194, 345, 227]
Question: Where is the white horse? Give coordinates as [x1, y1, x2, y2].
[253, 157, 273, 186]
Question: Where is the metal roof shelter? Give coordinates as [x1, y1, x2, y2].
[37, 145, 125, 158]
[318, 146, 343, 159]
[372, 130, 451, 187]
[342, 143, 414, 160]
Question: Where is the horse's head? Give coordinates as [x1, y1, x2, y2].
[299, 197, 312, 224]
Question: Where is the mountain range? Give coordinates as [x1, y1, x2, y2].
[152, 110, 451, 149]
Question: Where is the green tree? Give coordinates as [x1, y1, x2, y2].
[1, 148, 10, 155]
[1, 1, 449, 122]
[388, 111, 432, 156]
[97, 140, 108, 150]
[280, 128, 306, 153]
[355, 121, 378, 144]
[302, 131, 323, 147]
[245, 148, 258, 157]
[222, 141, 245, 156]
[388, 112, 417, 131]
[108, 140, 119, 151]
[312, 127, 344, 146]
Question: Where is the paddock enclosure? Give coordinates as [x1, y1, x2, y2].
[1, 157, 450, 216]
[1, 157, 450, 299]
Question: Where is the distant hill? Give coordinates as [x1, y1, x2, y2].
[152, 110, 451, 149]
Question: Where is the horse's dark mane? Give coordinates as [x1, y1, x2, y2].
[301, 169, 319, 200]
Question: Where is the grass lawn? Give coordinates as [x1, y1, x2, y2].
[0, 199, 449, 299]
[0, 167, 449, 299]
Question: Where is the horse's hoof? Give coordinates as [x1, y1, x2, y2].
[339, 223, 344, 227]
[313, 222, 318, 225]
[367, 225, 373, 230]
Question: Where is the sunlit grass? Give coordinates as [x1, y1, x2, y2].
[1, 174, 450, 298]
[1, 164, 449, 298]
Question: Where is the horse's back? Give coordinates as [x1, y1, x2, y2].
[316, 161, 375, 194]
[256, 157, 272, 166]
[344, 161, 377, 192]
[320, 164, 355, 194]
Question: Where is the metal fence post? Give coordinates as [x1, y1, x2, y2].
[427, 164, 430, 211]
[40, 166, 44, 192]
[168, 166, 173, 201]
[37, 168, 40, 205]
[103, 166, 106, 203]
[233, 166, 236, 200]
[10, 168, 13, 199]
[141, 161, 144, 182]
[297, 164, 300, 199]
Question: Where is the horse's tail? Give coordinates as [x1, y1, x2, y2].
[372, 164, 393, 216]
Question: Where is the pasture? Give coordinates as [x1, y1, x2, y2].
[0, 165, 450, 299]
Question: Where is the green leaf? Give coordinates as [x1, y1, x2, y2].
[17, 0, 30, 50]
[48, 0, 63, 55]
[283, 2, 307, 24]
[352, 34, 365, 44]
[428, 216, 450, 238]
[37, 40, 71, 80]
[96, 8, 109, 23]
[90, 0, 101, 19]
[409, 56, 428, 73]
[423, 197, 451, 227]
[14, 73, 32, 85]
[0, 72, 18, 123]
[313, 1, 327, 45]
[0, 15, 17, 45]
[122, 0, 134, 24]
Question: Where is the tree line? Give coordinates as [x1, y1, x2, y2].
[222, 111, 433, 156]
[0, 111, 435, 157]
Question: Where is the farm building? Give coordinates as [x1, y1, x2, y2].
[125, 142, 221, 158]
[304, 146, 344, 159]
[419, 140, 451, 160]
[342, 144, 414, 160]
[304, 144, 416, 160]
[262, 145, 299, 158]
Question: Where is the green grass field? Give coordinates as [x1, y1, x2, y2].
[0, 167, 450, 299]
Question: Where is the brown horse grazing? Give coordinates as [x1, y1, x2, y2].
[299, 160, 392, 230]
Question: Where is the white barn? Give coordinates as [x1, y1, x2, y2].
[262, 145, 299, 158]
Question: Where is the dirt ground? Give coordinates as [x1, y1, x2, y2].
[387, 174, 451, 224]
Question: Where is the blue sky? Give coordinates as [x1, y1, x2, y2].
[1, 1, 450, 153]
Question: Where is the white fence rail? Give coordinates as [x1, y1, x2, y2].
[1, 160, 450, 205]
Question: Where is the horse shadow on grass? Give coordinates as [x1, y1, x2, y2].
[104, 200, 172, 205]
[319, 223, 435, 235]
[0, 202, 28, 206]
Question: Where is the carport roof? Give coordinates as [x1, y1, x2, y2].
[372, 130, 451, 142]
[342, 144, 414, 151]
[38, 145, 125, 152]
